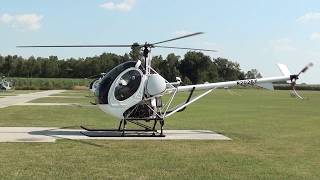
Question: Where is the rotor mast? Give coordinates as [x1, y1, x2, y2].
[142, 43, 152, 75]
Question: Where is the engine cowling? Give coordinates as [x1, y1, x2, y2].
[146, 74, 166, 96]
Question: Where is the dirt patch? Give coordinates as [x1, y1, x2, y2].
[73, 86, 88, 90]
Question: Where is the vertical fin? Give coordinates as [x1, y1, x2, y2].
[277, 63, 291, 76]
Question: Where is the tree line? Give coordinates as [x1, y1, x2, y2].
[0, 51, 261, 84]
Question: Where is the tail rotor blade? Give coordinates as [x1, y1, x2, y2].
[298, 62, 314, 76]
[292, 86, 304, 99]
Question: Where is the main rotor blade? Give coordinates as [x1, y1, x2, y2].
[17, 45, 133, 48]
[151, 32, 204, 45]
[87, 75, 101, 79]
[87, 73, 107, 79]
[154, 45, 217, 52]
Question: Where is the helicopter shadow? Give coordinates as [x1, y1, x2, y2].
[28, 126, 105, 147]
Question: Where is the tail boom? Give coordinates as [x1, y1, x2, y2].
[175, 76, 290, 92]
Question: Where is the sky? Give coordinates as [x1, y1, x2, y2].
[0, 0, 319, 84]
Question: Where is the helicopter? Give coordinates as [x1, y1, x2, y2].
[0, 76, 14, 91]
[18, 32, 313, 137]
[88, 73, 107, 94]
[86, 72, 107, 104]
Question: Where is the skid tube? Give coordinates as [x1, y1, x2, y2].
[80, 118, 165, 137]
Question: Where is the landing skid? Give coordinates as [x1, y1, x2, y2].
[80, 130, 165, 137]
[80, 118, 165, 137]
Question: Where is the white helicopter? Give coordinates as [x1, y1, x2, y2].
[88, 73, 107, 93]
[0, 76, 13, 91]
[18, 32, 313, 137]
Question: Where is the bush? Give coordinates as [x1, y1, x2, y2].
[274, 84, 320, 91]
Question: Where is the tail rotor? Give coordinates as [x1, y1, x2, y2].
[289, 63, 314, 99]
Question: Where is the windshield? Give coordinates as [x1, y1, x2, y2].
[97, 61, 137, 104]
[114, 70, 142, 101]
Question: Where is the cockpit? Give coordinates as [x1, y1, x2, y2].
[114, 69, 142, 101]
[97, 61, 143, 105]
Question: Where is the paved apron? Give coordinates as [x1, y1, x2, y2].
[0, 127, 231, 142]
[0, 90, 66, 108]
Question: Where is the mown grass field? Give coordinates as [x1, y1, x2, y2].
[12, 78, 90, 90]
[0, 89, 319, 179]
[0, 90, 41, 96]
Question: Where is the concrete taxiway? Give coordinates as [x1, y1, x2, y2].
[0, 90, 66, 108]
[0, 127, 231, 142]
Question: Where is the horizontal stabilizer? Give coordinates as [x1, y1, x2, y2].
[277, 63, 291, 77]
[256, 82, 274, 90]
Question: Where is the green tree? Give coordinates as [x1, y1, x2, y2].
[179, 52, 218, 84]
[129, 43, 142, 61]
[214, 58, 244, 81]
[0, 51, 246, 84]
[245, 69, 262, 79]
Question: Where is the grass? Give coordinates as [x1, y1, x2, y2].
[0, 90, 41, 96]
[0, 105, 115, 127]
[50, 90, 92, 97]
[0, 89, 319, 179]
[29, 97, 91, 104]
[12, 78, 90, 90]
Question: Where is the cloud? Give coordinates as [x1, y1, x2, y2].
[270, 38, 296, 52]
[0, 13, 43, 31]
[297, 12, 320, 23]
[310, 32, 320, 41]
[0, 13, 13, 23]
[100, 0, 136, 12]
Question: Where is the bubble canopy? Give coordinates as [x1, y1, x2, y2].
[97, 61, 141, 104]
[114, 70, 142, 101]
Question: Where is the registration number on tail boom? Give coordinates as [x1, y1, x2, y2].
[236, 79, 257, 86]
